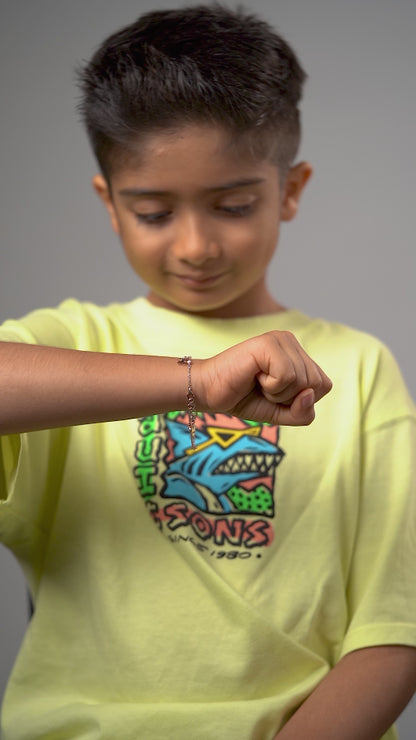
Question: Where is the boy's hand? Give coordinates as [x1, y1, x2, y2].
[195, 331, 332, 426]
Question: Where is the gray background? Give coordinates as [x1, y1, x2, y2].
[0, 0, 415, 735]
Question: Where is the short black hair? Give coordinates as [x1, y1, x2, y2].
[78, 3, 306, 180]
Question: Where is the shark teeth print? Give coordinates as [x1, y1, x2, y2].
[213, 453, 276, 476]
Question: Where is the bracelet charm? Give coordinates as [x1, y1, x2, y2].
[178, 356, 197, 449]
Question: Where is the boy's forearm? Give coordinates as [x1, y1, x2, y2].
[0, 332, 332, 434]
[274, 645, 416, 740]
[0, 342, 186, 434]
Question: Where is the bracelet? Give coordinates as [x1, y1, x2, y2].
[178, 356, 197, 449]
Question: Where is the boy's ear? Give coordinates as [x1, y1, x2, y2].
[92, 175, 120, 235]
[280, 162, 313, 221]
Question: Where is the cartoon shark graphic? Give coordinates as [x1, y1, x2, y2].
[162, 416, 284, 515]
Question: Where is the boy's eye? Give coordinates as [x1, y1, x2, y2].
[134, 203, 254, 224]
[217, 203, 254, 217]
[135, 211, 171, 225]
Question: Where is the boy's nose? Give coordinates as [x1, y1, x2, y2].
[172, 214, 220, 264]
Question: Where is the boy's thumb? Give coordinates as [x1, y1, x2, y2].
[275, 388, 315, 426]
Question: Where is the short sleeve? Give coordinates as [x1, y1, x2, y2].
[340, 341, 416, 656]
[0, 302, 83, 569]
[0, 298, 102, 350]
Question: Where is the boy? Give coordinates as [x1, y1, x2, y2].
[0, 4, 415, 739]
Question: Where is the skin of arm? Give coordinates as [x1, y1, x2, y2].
[274, 645, 416, 740]
[0, 331, 332, 434]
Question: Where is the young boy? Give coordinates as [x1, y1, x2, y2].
[0, 4, 415, 739]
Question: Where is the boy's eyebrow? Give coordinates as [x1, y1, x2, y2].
[117, 178, 266, 197]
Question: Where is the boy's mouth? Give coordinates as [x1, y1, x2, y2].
[174, 272, 225, 288]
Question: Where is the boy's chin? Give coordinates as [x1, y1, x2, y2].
[145, 290, 283, 319]
[146, 291, 228, 317]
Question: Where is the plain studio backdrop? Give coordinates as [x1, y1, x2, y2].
[1, 0, 415, 735]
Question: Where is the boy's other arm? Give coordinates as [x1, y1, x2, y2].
[0, 332, 331, 434]
[274, 645, 416, 740]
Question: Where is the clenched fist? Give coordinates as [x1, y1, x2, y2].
[194, 331, 332, 426]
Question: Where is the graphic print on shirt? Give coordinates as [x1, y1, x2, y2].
[133, 412, 284, 555]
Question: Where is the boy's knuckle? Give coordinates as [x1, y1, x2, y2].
[280, 330, 296, 344]
[310, 369, 323, 388]
[283, 367, 297, 385]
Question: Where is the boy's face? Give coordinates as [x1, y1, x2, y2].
[94, 125, 311, 318]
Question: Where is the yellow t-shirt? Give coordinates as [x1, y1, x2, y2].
[0, 297, 415, 740]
